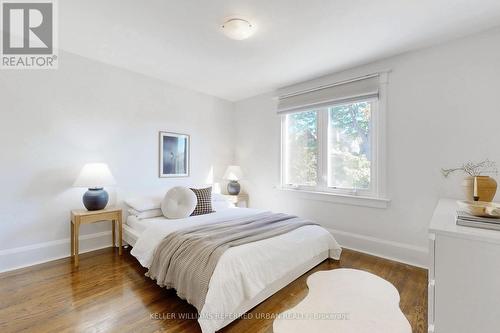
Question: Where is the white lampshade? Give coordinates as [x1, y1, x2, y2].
[223, 165, 243, 181]
[73, 163, 116, 188]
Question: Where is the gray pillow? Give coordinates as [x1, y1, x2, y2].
[190, 187, 214, 216]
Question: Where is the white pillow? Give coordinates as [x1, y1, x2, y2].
[125, 195, 162, 212]
[213, 200, 233, 211]
[161, 186, 197, 219]
[127, 208, 163, 219]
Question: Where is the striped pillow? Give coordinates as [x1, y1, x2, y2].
[190, 187, 214, 216]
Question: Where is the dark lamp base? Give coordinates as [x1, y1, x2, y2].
[227, 180, 241, 195]
[83, 188, 109, 211]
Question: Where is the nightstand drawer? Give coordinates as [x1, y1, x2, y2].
[79, 211, 119, 224]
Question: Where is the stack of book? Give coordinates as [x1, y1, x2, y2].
[456, 210, 500, 231]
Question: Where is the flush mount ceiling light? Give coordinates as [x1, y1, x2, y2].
[221, 18, 255, 40]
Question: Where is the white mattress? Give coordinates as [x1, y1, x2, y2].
[126, 215, 154, 234]
[130, 208, 342, 333]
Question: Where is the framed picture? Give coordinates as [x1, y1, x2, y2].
[159, 131, 190, 178]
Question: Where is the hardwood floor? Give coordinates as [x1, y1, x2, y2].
[0, 247, 427, 333]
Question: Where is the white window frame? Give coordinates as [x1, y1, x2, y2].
[280, 73, 389, 207]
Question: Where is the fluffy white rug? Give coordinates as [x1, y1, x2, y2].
[273, 268, 411, 333]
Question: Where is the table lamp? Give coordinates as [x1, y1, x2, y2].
[223, 165, 243, 195]
[73, 163, 116, 211]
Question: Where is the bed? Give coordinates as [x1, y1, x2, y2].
[124, 206, 342, 333]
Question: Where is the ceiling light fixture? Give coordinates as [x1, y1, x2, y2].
[221, 18, 255, 40]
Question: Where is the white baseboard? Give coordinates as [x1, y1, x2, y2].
[326, 228, 429, 269]
[0, 231, 113, 273]
[0, 228, 429, 273]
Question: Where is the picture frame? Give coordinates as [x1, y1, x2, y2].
[159, 131, 190, 178]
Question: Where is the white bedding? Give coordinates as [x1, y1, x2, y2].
[126, 215, 151, 234]
[131, 208, 341, 333]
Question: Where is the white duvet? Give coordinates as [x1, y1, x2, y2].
[131, 208, 342, 333]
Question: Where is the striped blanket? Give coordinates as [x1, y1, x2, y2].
[146, 212, 318, 311]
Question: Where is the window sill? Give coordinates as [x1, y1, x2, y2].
[276, 187, 390, 209]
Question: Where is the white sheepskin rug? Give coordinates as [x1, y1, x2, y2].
[273, 268, 412, 333]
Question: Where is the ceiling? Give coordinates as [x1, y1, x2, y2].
[60, 0, 500, 101]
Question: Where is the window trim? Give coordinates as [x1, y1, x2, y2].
[276, 186, 390, 209]
[280, 72, 389, 205]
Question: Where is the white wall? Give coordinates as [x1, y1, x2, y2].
[234, 27, 500, 267]
[0, 51, 235, 272]
[2, 27, 500, 272]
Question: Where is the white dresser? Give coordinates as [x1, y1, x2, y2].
[428, 199, 500, 333]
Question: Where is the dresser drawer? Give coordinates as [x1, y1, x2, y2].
[433, 234, 500, 332]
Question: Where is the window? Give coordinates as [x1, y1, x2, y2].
[279, 73, 387, 201]
[283, 111, 318, 186]
[327, 101, 373, 191]
[282, 98, 378, 196]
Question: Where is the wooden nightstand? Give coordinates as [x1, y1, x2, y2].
[223, 193, 249, 208]
[70, 207, 122, 267]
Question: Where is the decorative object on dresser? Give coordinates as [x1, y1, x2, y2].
[159, 131, 190, 178]
[463, 176, 497, 202]
[223, 193, 249, 208]
[457, 200, 500, 218]
[70, 207, 122, 267]
[73, 163, 116, 211]
[223, 165, 243, 195]
[441, 159, 498, 202]
[456, 201, 500, 231]
[429, 199, 500, 333]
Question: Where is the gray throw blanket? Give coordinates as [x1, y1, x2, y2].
[146, 212, 318, 311]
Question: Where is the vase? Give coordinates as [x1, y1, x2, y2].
[83, 187, 109, 211]
[227, 180, 241, 195]
[462, 176, 497, 202]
